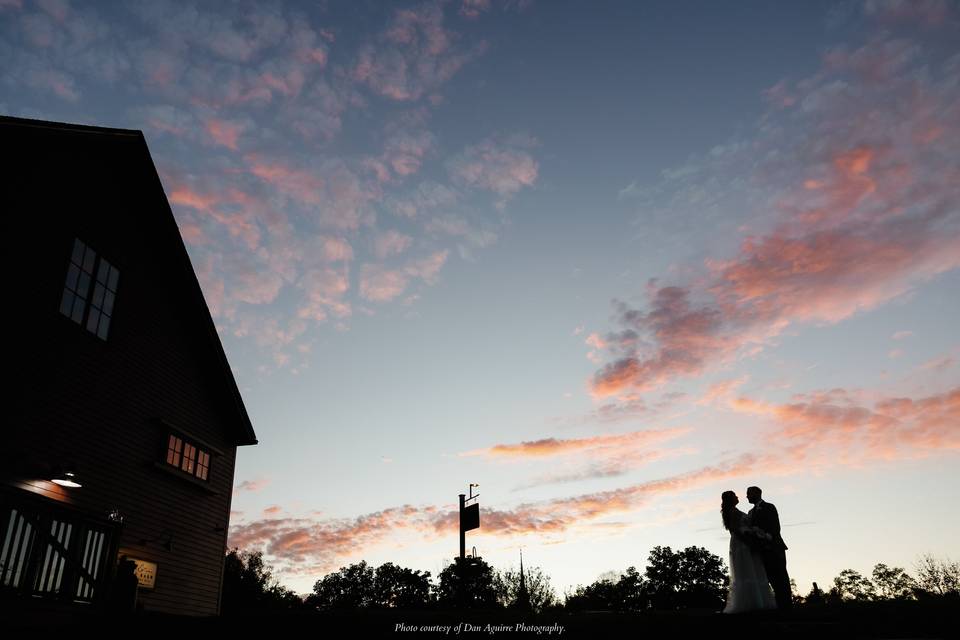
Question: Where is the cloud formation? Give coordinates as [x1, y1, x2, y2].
[592, 31, 960, 399]
[0, 1, 547, 371]
[732, 385, 960, 464]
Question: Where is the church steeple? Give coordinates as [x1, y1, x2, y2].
[513, 548, 532, 612]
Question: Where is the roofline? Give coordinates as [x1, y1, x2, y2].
[137, 137, 260, 447]
[0, 114, 143, 138]
[1, 114, 259, 446]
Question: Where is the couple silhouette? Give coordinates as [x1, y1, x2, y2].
[720, 486, 792, 613]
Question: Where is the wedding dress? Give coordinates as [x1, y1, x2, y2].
[722, 509, 777, 613]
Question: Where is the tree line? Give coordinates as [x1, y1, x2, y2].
[220, 546, 960, 615]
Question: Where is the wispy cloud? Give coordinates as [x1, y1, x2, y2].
[593, 31, 960, 400]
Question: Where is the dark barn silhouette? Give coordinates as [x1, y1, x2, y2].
[1, 116, 258, 617]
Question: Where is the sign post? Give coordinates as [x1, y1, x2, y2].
[459, 484, 480, 559]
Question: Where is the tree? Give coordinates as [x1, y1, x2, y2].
[564, 566, 647, 612]
[494, 565, 558, 613]
[372, 562, 433, 609]
[307, 561, 434, 610]
[914, 554, 960, 597]
[871, 563, 917, 600]
[436, 557, 499, 609]
[308, 561, 376, 610]
[221, 548, 305, 614]
[645, 546, 728, 609]
[831, 569, 876, 601]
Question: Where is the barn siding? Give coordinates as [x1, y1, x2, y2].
[3, 118, 256, 617]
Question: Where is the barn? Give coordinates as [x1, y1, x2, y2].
[1, 116, 258, 617]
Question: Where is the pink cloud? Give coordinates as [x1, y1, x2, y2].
[459, 0, 491, 19]
[698, 376, 750, 405]
[460, 428, 689, 459]
[359, 265, 410, 303]
[731, 385, 960, 463]
[447, 137, 539, 197]
[246, 154, 325, 205]
[167, 183, 262, 250]
[592, 34, 960, 399]
[352, 3, 484, 101]
[205, 118, 246, 150]
[296, 267, 351, 322]
[234, 477, 271, 494]
[374, 230, 414, 259]
[359, 250, 448, 302]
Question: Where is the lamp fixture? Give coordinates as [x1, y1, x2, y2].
[51, 470, 82, 488]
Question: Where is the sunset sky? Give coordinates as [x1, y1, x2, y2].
[2, 0, 959, 597]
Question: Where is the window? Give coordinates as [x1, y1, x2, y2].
[164, 433, 211, 482]
[165, 435, 182, 467]
[59, 238, 119, 340]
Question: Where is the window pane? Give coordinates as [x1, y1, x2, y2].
[66, 264, 80, 291]
[86, 309, 100, 333]
[77, 272, 91, 297]
[92, 283, 105, 308]
[108, 266, 120, 291]
[82, 246, 96, 273]
[71, 297, 85, 323]
[72, 239, 85, 265]
[103, 291, 115, 315]
[167, 436, 182, 467]
[181, 444, 196, 474]
[196, 450, 210, 480]
[97, 316, 110, 340]
[60, 290, 75, 317]
[97, 260, 110, 284]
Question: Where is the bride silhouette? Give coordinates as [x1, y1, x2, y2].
[721, 490, 777, 614]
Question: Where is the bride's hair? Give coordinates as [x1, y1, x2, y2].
[721, 490, 738, 531]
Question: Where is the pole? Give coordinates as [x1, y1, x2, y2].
[459, 493, 466, 559]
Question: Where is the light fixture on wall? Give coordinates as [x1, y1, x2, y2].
[51, 469, 82, 488]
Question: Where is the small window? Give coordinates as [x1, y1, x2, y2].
[166, 435, 183, 467]
[196, 451, 210, 481]
[181, 443, 196, 475]
[59, 238, 96, 325]
[163, 433, 211, 482]
[59, 238, 120, 340]
[86, 259, 120, 340]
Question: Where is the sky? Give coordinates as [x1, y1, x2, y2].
[3, 0, 959, 598]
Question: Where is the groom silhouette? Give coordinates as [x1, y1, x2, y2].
[746, 486, 792, 610]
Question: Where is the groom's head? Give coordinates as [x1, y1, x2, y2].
[746, 486, 762, 504]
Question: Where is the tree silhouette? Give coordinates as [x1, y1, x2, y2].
[436, 557, 499, 609]
[372, 562, 433, 609]
[306, 561, 433, 609]
[221, 548, 304, 614]
[494, 565, 558, 613]
[913, 554, 960, 597]
[871, 563, 917, 600]
[564, 566, 647, 612]
[308, 561, 376, 610]
[645, 546, 728, 609]
[831, 569, 876, 601]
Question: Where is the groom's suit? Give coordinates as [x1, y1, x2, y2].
[749, 500, 792, 610]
